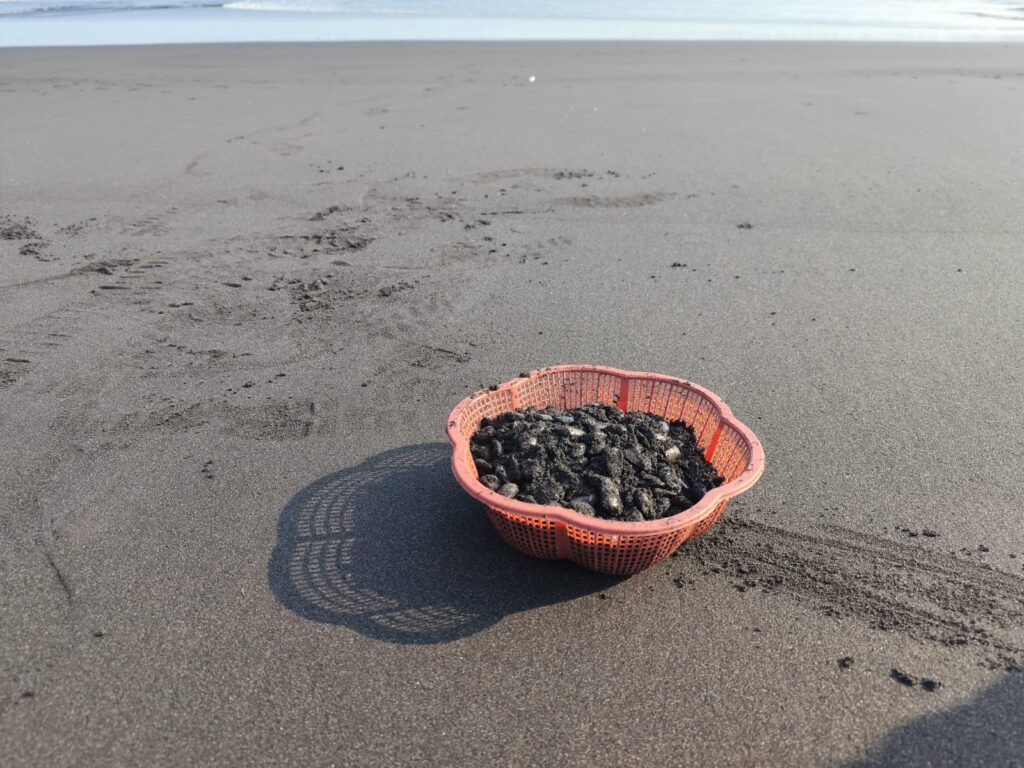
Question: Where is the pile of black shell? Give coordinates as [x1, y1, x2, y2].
[470, 404, 724, 522]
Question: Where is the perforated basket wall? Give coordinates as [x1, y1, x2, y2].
[446, 365, 765, 575]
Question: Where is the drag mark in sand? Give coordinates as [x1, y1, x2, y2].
[279, 229, 375, 257]
[122, 210, 175, 238]
[678, 516, 1024, 671]
[86, 253, 171, 300]
[408, 344, 471, 369]
[102, 398, 325, 442]
[0, 215, 41, 241]
[0, 303, 90, 372]
[223, 400, 322, 440]
[552, 192, 675, 209]
[41, 546, 73, 606]
[472, 168, 621, 183]
[226, 110, 322, 146]
[184, 151, 210, 177]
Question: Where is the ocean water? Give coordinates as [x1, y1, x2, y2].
[2, 0, 1024, 46]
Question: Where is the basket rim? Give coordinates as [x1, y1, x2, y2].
[445, 364, 766, 536]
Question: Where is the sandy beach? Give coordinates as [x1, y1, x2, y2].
[2, 42, 1023, 765]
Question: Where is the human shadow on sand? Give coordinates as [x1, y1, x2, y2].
[844, 672, 1024, 767]
[269, 442, 620, 644]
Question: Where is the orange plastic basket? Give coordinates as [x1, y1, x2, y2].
[446, 365, 765, 575]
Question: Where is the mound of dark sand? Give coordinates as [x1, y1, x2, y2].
[470, 404, 723, 522]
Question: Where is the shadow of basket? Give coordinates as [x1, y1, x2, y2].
[268, 443, 620, 644]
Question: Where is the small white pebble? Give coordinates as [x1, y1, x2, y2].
[528, 75, 536, 83]
[664, 446, 681, 461]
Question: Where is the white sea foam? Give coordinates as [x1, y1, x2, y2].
[218, 0, 1024, 29]
[0, 0, 206, 14]
[2, 0, 1023, 44]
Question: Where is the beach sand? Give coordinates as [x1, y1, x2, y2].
[1, 42, 1023, 766]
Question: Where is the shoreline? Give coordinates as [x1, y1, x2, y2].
[4, 8, 1024, 47]
[4, 39, 1024, 55]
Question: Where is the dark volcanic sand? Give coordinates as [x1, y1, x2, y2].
[5, 43, 1024, 768]
[470, 404, 723, 521]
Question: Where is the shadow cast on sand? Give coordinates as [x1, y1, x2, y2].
[844, 673, 1024, 767]
[269, 442, 620, 644]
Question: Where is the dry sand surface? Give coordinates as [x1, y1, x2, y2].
[2, 42, 1024, 766]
